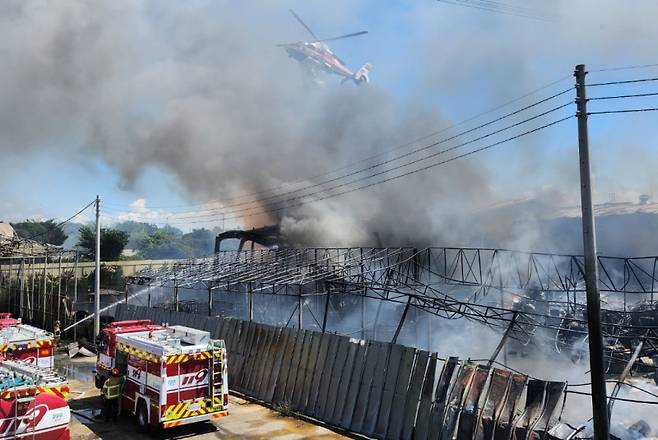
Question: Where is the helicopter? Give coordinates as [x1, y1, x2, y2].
[277, 9, 371, 85]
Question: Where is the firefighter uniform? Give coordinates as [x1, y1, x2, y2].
[53, 321, 61, 346]
[102, 374, 124, 422]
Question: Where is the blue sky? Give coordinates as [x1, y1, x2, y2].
[1, 0, 658, 238]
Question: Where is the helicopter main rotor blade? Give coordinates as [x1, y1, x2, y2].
[288, 9, 320, 41]
[312, 31, 368, 43]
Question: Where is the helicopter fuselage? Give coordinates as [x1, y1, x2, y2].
[283, 42, 354, 78]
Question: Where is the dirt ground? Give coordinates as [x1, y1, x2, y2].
[61, 356, 346, 440]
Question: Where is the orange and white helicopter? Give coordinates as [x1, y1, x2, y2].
[278, 9, 371, 85]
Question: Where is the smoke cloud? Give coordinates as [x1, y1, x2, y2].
[2, 0, 658, 254]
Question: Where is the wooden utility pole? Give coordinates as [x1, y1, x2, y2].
[575, 64, 609, 440]
[94, 195, 101, 339]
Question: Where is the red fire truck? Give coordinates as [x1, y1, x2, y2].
[0, 323, 55, 370]
[94, 320, 229, 431]
[0, 359, 70, 440]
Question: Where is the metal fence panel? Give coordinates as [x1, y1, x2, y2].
[291, 331, 312, 411]
[255, 327, 278, 400]
[340, 341, 368, 430]
[373, 343, 402, 438]
[283, 329, 306, 402]
[265, 327, 289, 402]
[325, 336, 352, 424]
[457, 365, 490, 439]
[305, 332, 331, 416]
[314, 334, 340, 418]
[386, 346, 416, 439]
[273, 328, 298, 404]
[401, 350, 429, 440]
[493, 373, 527, 440]
[476, 368, 511, 440]
[254, 324, 274, 396]
[428, 356, 459, 439]
[363, 342, 391, 437]
[242, 324, 263, 392]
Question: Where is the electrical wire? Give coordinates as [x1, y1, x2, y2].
[114, 115, 574, 225]
[104, 76, 573, 212]
[588, 77, 658, 87]
[24, 200, 96, 242]
[588, 108, 658, 115]
[589, 63, 658, 73]
[436, 0, 552, 21]
[589, 92, 658, 101]
[109, 90, 574, 217]
[565, 390, 658, 405]
[104, 108, 575, 224]
[138, 100, 575, 219]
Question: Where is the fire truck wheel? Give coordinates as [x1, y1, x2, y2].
[136, 400, 150, 433]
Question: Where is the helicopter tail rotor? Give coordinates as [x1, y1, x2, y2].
[353, 63, 372, 84]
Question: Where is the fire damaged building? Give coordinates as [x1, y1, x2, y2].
[119, 245, 658, 439]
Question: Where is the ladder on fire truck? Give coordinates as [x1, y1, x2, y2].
[1, 360, 66, 386]
[2, 360, 68, 438]
[17, 393, 37, 440]
[209, 341, 224, 404]
[1, 364, 39, 439]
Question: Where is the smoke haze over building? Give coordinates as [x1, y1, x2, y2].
[1, 0, 658, 254]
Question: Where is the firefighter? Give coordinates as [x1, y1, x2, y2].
[101, 368, 124, 422]
[53, 320, 61, 345]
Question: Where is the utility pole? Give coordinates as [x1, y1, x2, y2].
[94, 195, 101, 339]
[575, 64, 609, 440]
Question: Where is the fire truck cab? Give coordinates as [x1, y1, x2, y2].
[95, 320, 229, 431]
[0, 323, 55, 370]
[0, 359, 70, 439]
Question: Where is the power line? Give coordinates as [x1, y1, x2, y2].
[104, 76, 573, 212]
[589, 63, 658, 73]
[117, 115, 574, 225]
[588, 108, 658, 115]
[588, 77, 658, 87]
[107, 95, 575, 221]
[436, 0, 552, 21]
[565, 390, 658, 405]
[187, 103, 575, 220]
[24, 200, 96, 242]
[107, 105, 574, 222]
[589, 92, 658, 101]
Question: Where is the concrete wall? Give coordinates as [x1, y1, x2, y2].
[0, 258, 180, 278]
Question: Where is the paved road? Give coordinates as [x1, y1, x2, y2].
[63, 358, 345, 440]
[70, 394, 345, 439]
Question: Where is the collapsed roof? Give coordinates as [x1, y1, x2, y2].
[0, 222, 63, 257]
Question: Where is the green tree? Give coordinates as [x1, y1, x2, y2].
[77, 226, 129, 261]
[113, 221, 159, 235]
[181, 228, 214, 256]
[134, 229, 189, 259]
[87, 265, 125, 290]
[11, 219, 68, 245]
[113, 221, 160, 248]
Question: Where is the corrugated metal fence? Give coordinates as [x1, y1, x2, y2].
[114, 304, 566, 440]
